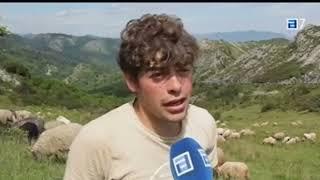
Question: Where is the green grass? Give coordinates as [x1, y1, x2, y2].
[0, 129, 66, 180]
[0, 104, 98, 180]
[0, 94, 108, 180]
[216, 105, 320, 180]
[1, 103, 319, 180]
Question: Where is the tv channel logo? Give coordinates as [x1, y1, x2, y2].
[172, 152, 194, 176]
[198, 149, 212, 168]
[287, 18, 306, 30]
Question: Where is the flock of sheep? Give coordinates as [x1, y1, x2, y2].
[0, 109, 83, 161]
[215, 126, 252, 180]
[262, 132, 317, 145]
[214, 119, 317, 180]
[252, 120, 316, 146]
[217, 120, 317, 146]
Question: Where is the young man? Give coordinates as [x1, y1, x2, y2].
[63, 13, 218, 180]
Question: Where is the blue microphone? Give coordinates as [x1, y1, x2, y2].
[169, 137, 214, 180]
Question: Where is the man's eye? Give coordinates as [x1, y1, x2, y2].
[178, 68, 192, 73]
[152, 72, 162, 77]
[150, 72, 165, 79]
[180, 68, 190, 72]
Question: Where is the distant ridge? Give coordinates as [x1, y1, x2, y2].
[195, 30, 288, 42]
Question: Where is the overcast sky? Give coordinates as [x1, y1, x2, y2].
[0, 3, 320, 38]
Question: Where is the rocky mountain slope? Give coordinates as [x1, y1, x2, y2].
[1, 25, 320, 93]
[195, 25, 320, 84]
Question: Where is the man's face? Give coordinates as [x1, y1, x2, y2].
[127, 64, 193, 123]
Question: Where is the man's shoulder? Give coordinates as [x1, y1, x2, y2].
[187, 104, 217, 133]
[188, 104, 215, 123]
[74, 102, 134, 143]
[89, 102, 133, 126]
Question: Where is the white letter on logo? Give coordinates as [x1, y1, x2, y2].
[173, 152, 194, 176]
[299, 18, 306, 30]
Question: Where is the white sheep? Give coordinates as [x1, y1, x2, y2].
[273, 132, 285, 140]
[217, 135, 226, 146]
[44, 120, 66, 130]
[220, 123, 227, 127]
[217, 147, 226, 167]
[15, 110, 33, 121]
[217, 161, 250, 180]
[260, 121, 269, 126]
[282, 136, 291, 143]
[31, 123, 82, 161]
[228, 132, 241, 139]
[223, 129, 232, 138]
[240, 129, 255, 136]
[44, 116, 71, 130]
[296, 120, 303, 125]
[293, 136, 301, 143]
[286, 138, 297, 144]
[56, 115, 71, 124]
[263, 137, 277, 145]
[0, 109, 17, 126]
[217, 128, 225, 136]
[304, 132, 316, 142]
[252, 123, 260, 127]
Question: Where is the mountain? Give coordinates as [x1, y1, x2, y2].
[195, 24, 320, 84]
[1, 25, 320, 94]
[0, 33, 121, 91]
[195, 30, 289, 42]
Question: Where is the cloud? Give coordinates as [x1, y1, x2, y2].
[4, 8, 122, 37]
[55, 9, 89, 17]
[2, 3, 210, 37]
[0, 14, 8, 22]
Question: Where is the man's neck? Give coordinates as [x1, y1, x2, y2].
[133, 98, 182, 138]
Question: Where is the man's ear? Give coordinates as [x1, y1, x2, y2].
[123, 73, 139, 93]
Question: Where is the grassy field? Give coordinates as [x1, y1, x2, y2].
[0, 95, 101, 180]
[0, 102, 319, 180]
[215, 105, 320, 180]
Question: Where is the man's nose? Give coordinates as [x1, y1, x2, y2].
[167, 74, 182, 95]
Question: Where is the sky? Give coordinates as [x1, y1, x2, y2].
[0, 3, 320, 38]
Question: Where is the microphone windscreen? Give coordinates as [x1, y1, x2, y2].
[169, 137, 214, 180]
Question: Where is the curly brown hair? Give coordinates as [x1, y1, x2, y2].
[117, 13, 199, 79]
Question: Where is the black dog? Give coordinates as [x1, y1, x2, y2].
[14, 117, 45, 145]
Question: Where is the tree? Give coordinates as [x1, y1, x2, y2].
[0, 25, 10, 36]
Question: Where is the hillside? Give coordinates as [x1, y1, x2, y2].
[1, 26, 320, 90]
[0, 33, 120, 91]
[195, 30, 288, 42]
[196, 25, 320, 84]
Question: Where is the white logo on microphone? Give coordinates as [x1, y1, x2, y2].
[172, 152, 194, 176]
[198, 149, 211, 167]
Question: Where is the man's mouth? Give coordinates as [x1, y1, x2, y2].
[163, 97, 186, 107]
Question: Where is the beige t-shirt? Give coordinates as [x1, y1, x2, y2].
[63, 100, 218, 180]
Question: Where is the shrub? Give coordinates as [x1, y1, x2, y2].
[261, 102, 277, 113]
[3, 61, 31, 78]
[296, 94, 320, 112]
[212, 111, 221, 120]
